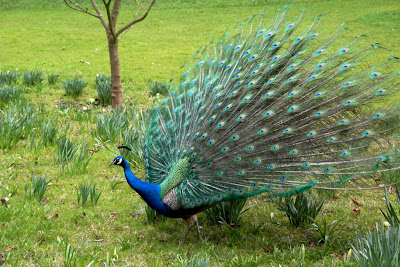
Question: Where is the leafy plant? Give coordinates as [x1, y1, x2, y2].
[122, 109, 151, 166]
[57, 135, 79, 164]
[96, 107, 131, 143]
[0, 70, 19, 85]
[148, 81, 170, 96]
[310, 218, 342, 244]
[24, 175, 50, 202]
[23, 70, 44, 86]
[0, 85, 22, 108]
[351, 223, 400, 267]
[228, 254, 260, 267]
[64, 243, 77, 267]
[77, 183, 101, 206]
[63, 78, 87, 96]
[48, 74, 60, 85]
[110, 176, 125, 190]
[0, 101, 38, 149]
[95, 73, 111, 105]
[204, 199, 249, 225]
[278, 193, 324, 227]
[70, 140, 93, 174]
[176, 252, 210, 267]
[40, 118, 58, 146]
[380, 187, 400, 227]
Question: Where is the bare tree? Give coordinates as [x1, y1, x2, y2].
[63, 0, 156, 108]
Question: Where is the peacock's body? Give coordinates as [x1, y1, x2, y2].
[111, 7, 400, 243]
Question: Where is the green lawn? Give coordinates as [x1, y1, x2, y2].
[0, 0, 400, 266]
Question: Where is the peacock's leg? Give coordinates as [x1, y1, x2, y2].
[193, 215, 201, 239]
[180, 215, 201, 244]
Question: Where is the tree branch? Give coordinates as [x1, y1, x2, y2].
[115, 0, 156, 37]
[102, 0, 116, 39]
[89, 0, 111, 34]
[111, 0, 122, 30]
[63, 0, 100, 18]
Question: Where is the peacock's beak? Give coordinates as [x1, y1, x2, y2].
[109, 160, 116, 166]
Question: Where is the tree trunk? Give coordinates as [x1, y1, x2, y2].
[108, 37, 123, 109]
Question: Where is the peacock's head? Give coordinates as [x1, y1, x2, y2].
[109, 156, 125, 167]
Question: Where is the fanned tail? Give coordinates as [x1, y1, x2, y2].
[144, 7, 400, 209]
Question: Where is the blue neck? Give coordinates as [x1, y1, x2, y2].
[120, 159, 171, 215]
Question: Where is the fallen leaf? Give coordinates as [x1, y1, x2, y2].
[333, 192, 341, 199]
[110, 214, 116, 220]
[352, 198, 363, 206]
[310, 243, 317, 249]
[40, 197, 49, 205]
[46, 213, 59, 220]
[1, 199, 8, 205]
[353, 208, 361, 215]
[265, 248, 274, 253]
[5, 246, 16, 251]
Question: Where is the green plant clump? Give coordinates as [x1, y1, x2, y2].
[204, 199, 249, 225]
[24, 175, 50, 202]
[351, 223, 400, 267]
[63, 78, 87, 96]
[47, 73, 60, 85]
[23, 70, 44, 86]
[95, 73, 112, 105]
[77, 183, 101, 206]
[380, 187, 400, 227]
[278, 193, 324, 227]
[0, 85, 22, 108]
[0, 70, 19, 85]
[148, 81, 170, 96]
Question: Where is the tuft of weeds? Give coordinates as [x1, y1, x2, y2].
[70, 140, 93, 174]
[277, 193, 324, 228]
[351, 223, 400, 267]
[39, 118, 58, 146]
[48, 74, 60, 85]
[118, 237, 137, 251]
[0, 101, 38, 149]
[148, 81, 170, 96]
[57, 135, 79, 164]
[228, 254, 261, 267]
[96, 107, 131, 143]
[0, 70, 19, 85]
[122, 109, 151, 166]
[23, 70, 44, 86]
[310, 218, 342, 244]
[64, 243, 77, 267]
[24, 175, 50, 202]
[110, 176, 125, 190]
[63, 78, 87, 96]
[380, 187, 400, 227]
[176, 253, 210, 267]
[57, 136, 92, 173]
[0, 85, 22, 109]
[204, 199, 249, 226]
[95, 73, 111, 105]
[77, 183, 101, 206]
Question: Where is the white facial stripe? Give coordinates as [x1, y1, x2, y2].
[117, 158, 123, 165]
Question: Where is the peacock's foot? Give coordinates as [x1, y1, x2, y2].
[180, 215, 201, 245]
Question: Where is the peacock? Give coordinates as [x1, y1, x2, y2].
[110, 6, 400, 244]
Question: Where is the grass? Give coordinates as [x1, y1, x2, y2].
[0, 0, 399, 265]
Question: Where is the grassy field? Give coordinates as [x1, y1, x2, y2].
[1, 0, 400, 266]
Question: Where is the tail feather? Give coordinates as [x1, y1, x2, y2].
[144, 7, 400, 209]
